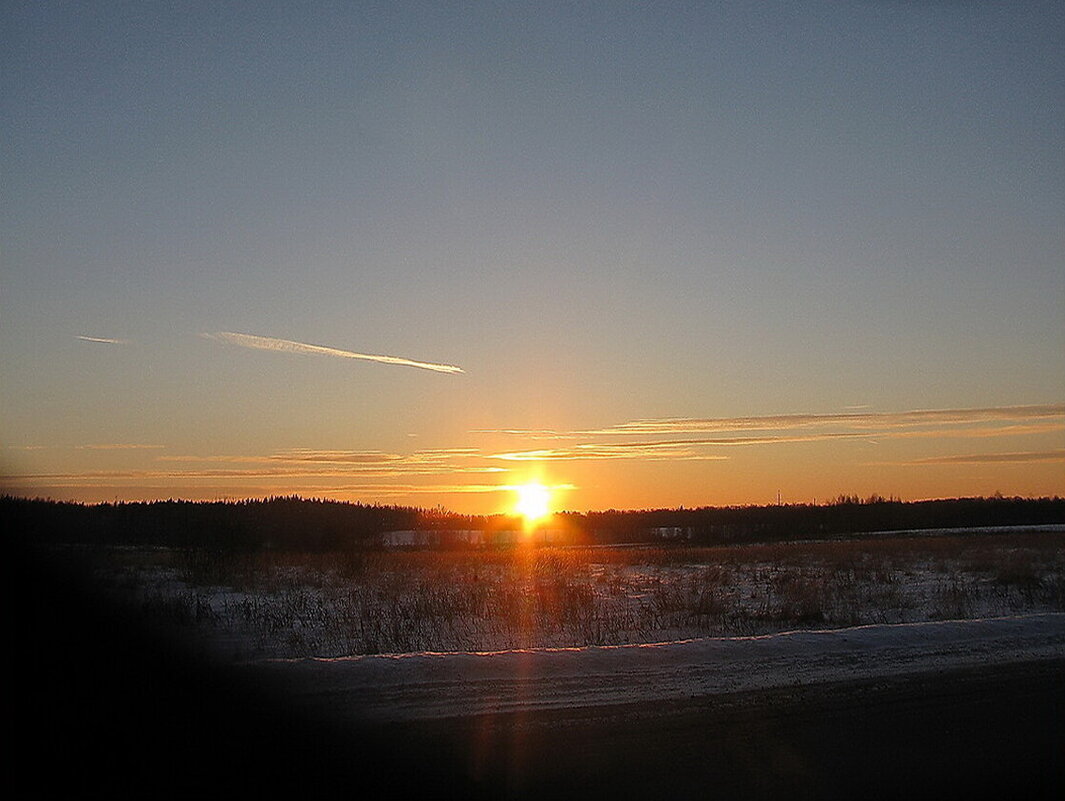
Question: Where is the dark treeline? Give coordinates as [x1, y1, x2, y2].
[565, 494, 1065, 544]
[3, 493, 1064, 550]
[2, 495, 423, 550]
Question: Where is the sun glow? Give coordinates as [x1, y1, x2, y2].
[514, 482, 551, 525]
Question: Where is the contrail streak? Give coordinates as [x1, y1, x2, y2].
[204, 331, 464, 374]
[75, 335, 129, 345]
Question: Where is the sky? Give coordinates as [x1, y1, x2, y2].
[2, 1, 1063, 514]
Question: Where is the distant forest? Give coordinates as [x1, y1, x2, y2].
[4, 494, 1063, 551]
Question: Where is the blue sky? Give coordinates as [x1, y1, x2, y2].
[2, 1, 1062, 510]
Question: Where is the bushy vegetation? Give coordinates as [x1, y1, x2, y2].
[86, 532, 1065, 659]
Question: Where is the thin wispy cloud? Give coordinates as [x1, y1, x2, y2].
[155, 455, 280, 464]
[490, 443, 733, 461]
[328, 482, 577, 495]
[900, 450, 1065, 465]
[77, 444, 166, 450]
[270, 450, 406, 465]
[887, 423, 1065, 440]
[488, 424, 1065, 462]
[4, 443, 165, 451]
[584, 404, 1065, 436]
[3, 465, 507, 483]
[75, 335, 130, 345]
[9, 443, 506, 484]
[0, 479, 523, 497]
[469, 428, 580, 440]
[297, 481, 578, 497]
[155, 448, 494, 476]
[489, 432, 887, 461]
[476, 405, 1065, 439]
[481, 405, 1065, 462]
[203, 331, 464, 374]
[266, 447, 479, 464]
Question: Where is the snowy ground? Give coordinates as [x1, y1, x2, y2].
[245, 613, 1065, 722]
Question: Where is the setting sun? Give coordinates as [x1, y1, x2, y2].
[514, 482, 551, 524]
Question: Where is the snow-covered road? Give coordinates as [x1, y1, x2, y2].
[244, 613, 1065, 722]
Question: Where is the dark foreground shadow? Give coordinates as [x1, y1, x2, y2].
[394, 658, 1065, 800]
[8, 542, 485, 798]
[9, 542, 1064, 800]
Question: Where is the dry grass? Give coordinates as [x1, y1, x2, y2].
[88, 531, 1065, 658]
